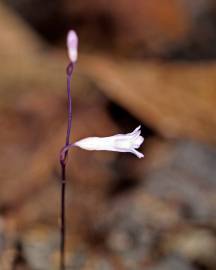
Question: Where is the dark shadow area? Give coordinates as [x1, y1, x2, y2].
[107, 101, 156, 139]
[108, 176, 140, 197]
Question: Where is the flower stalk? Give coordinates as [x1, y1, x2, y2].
[59, 30, 78, 270]
[59, 62, 74, 270]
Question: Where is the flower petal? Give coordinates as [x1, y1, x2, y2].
[133, 136, 144, 149]
[131, 149, 144, 158]
[127, 125, 141, 136]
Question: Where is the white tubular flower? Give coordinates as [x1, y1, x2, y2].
[67, 30, 78, 62]
[74, 126, 144, 158]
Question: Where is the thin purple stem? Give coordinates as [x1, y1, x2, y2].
[60, 143, 74, 162]
[59, 61, 74, 270]
[60, 163, 66, 270]
[66, 62, 74, 145]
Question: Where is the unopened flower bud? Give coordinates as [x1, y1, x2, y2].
[67, 30, 78, 62]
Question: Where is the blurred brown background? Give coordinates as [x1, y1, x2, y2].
[0, 0, 216, 269]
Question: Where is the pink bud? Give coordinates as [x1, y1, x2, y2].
[67, 30, 78, 62]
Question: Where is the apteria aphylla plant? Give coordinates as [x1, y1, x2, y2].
[59, 30, 144, 270]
